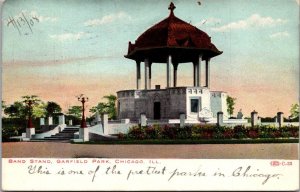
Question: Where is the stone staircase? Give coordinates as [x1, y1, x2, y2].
[33, 127, 79, 142]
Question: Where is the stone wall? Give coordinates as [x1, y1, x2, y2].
[210, 91, 228, 118]
[117, 88, 186, 120]
[186, 87, 211, 120]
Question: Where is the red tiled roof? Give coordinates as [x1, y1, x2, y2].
[126, 2, 222, 61]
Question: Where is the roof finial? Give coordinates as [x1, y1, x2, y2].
[168, 2, 176, 15]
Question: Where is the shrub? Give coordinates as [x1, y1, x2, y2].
[213, 131, 224, 139]
[124, 124, 299, 140]
[117, 132, 126, 140]
[200, 130, 213, 139]
[161, 125, 177, 139]
[191, 133, 201, 140]
[247, 128, 259, 139]
[223, 128, 234, 139]
[233, 125, 247, 139]
[269, 129, 281, 138]
[144, 125, 158, 139]
[127, 126, 145, 140]
[177, 126, 192, 139]
[191, 124, 214, 134]
[287, 126, 299, 138]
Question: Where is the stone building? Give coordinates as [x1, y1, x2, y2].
[117, 2, 228, 122]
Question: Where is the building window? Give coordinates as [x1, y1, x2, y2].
[190, 99, 199, 113]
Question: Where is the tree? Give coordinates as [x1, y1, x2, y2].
[4, 96, 45, 119]
[32, 102, 47, 118]
[90, 94, 117, 119]
[67, 106, 82, 119]
[22, 95, 42, 119]
[290, 103, 299, 119]
[226, 96, 236, 117]
[45, 101, 62, 117]
[1, 100, 6, 111]
[4, 101, 26, 118]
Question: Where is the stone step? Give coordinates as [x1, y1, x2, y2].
[33, 127, 81, 142]
[54, 132, 75, 136]
[48, 135, 74, 138]
[63, 128, 79, 131]
[60, 131, 78, 133]
[44, 137, 72, 140]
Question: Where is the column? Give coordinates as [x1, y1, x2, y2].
[58, 114, 65, 125]
[101, 113, 109, 135]
[251, 110, 258, 127]
[148, 62, 152, 89]
[26, 128, 35, 139]
[277, 112, 284, 127]
[95, 112, 101, 123]
[173, 63, 178, 87]
[205, 59, 210, 89]
[40, 118, 45, 126]
[136, 61, 141, 90]
[79, 127, 89, 142]
[217, 111, 223, 127]
[48, 116, 53, 125]
[140, 113, 147, 127]
[193, 56, 201, 87]
[193, 62, 196, 86]
[198, 55, 202, 87]
[144, 59, 149, 90]
[166, 55, 172, 88]
[180, 113, 185, 128]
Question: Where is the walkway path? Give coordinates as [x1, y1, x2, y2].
[2, 142, 298, 159]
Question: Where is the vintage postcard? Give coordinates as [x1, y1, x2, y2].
[1, 0, 299, 191]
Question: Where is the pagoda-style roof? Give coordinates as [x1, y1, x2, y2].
[125, 2, 222, 63]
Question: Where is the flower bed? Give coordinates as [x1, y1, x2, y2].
[119, 124, 299, 141]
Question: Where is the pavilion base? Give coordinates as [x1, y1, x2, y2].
[26, 128, 35, 139]
[79, 128, 89, 142]
[117, 86, 228, 121]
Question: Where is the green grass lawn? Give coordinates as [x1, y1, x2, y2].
[72, 138, 299, 145]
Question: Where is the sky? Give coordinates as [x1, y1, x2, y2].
[1, 0, 299, 117]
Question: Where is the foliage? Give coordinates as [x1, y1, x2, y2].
[32, 102, 47, 118]
[2, 118, 25, 140]
[22, 95, 41, 102]
[124, 124, 299, 141]
[127, 126, 145, 140]
[260, 117, 276, 123]
[144, 125, 159, 139]
[45, 101, 62, 117]
[67, 106, 82, 119]
[1, 117, 39, 141]
[90, 94, 117, 120]
[4, 101, 26, 118]
[290, 103, 299, 119]
[74, 138, 299, 145]
[4, 96, 45, 119]
[226, 96, 236, 117]
[1, 100, 6, 111]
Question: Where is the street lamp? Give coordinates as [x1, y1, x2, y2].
[22, 95, 40, 138]
[77, 94, 89, 128]
[23, 96, 40, 128]
[24, 99, 34, 129]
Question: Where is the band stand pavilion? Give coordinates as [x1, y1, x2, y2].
[117, 2, 228, 123]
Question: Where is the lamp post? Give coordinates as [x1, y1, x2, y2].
[77, 94, 89, 142]
[25, 99, 34, 129]
[23, 95, 39, 139]
[77, 95, 89, 128]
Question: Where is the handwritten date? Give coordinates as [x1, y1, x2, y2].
[6, 12, 39, 35]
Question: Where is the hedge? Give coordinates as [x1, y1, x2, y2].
[120, 124, 299, 141]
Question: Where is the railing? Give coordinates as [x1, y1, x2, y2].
[32, 124, 66, 139]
